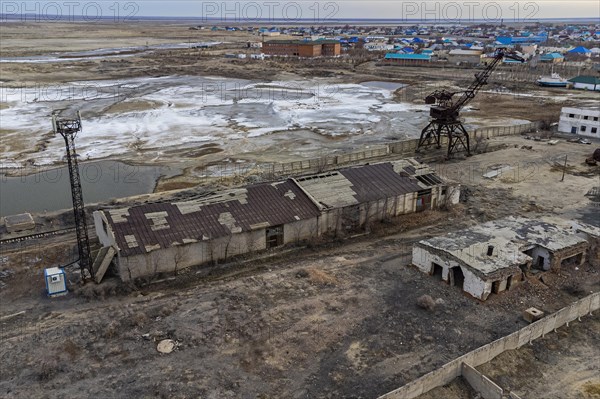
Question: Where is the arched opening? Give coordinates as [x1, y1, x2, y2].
[449, 267, 465, 289]
[431, 262, 443, 280]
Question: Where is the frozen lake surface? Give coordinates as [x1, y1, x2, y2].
[1, 75, 442, 168]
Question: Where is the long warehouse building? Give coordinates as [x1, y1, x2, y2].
[94, 159, 459, 281]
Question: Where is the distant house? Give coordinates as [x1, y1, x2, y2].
[384, 53, 431, 65]
[447, 49, 483, 65]
[558, 106, 600, 137]
[496, 35, 546, 45]
[568, 76, 600, 91]
[364, 42, 394, 51]
[263, 39, 341, 57]
[540, 53, 564, 63]
[568, 46, 592, 57]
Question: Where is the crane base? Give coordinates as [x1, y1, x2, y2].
[415, 120, 471, 158]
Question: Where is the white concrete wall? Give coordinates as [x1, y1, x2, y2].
[528, 246, 552, 271]
[93, 211, 116, 248]
[558, 107, 600, 136]
[573, 82, 600, 91]
[118, 229, 267, 281]
[284, 218, 320, 244]
[448, 185, 461, 205]
[412, 246, 490, 300]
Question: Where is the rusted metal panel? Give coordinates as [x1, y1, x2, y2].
[105, 180, 320, 257]
[339, 162, 424, 203]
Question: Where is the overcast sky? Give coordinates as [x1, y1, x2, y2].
[7, 1, 600, 21]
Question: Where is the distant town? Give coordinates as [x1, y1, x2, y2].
[192, 22, 600, 90]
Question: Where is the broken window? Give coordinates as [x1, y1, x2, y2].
[581, 125, 587, 132]
[266, 225, 284, 248]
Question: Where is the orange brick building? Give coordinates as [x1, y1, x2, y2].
[263, 40, 341, 57]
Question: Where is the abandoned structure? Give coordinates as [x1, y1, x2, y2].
[2, 213, 35, 233]
[94, 159, 458, 281]
[262, 39, 341, 57]
[412, 217, 590, 300]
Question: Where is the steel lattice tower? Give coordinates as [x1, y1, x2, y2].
[52, 112, 94, 281]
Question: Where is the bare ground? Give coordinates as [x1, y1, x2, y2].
[418, 314, 600, 399]
[1, 178, 599, 398]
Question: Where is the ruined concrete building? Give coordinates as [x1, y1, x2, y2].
[94, 159, 458, 281]
[412, 217, 593, 300]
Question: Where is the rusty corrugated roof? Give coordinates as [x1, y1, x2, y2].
[294, 162, 427, 208]
[105, 180, 320, 257]
[339, 163, 425, 203]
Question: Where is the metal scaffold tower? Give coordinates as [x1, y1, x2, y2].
[52, 111, 94, 281]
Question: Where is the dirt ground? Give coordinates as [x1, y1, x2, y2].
[1, 21, 600, 399]
[1, 138, 599, 398]
[419, 314, 600, 399]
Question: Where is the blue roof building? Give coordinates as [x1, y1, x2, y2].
[540, 53, 564, 62]
[384, 53, 431, 61]
[568, 46, 592, 54]
[496, 36, 547, 44]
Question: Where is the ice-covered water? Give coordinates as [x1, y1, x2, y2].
[0, 75, 431, 168]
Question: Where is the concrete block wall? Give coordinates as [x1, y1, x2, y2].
[377, 292, 600, 399]
[461, 363, 504, 399]
[267, 122, 541, 179]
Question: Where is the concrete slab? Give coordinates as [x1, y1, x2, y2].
[3, 213, 35, 233]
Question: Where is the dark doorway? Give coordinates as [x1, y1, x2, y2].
[266, 225, 284, 248]
[492, 280, 501, 294]
[416, 189, 432, 212]
[450, 267, 465, 289]
[535, 256, 546, 270]
[431, 262, 443, 280]
[507, 275, 513, 291]
[341, 205, 361, 232]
